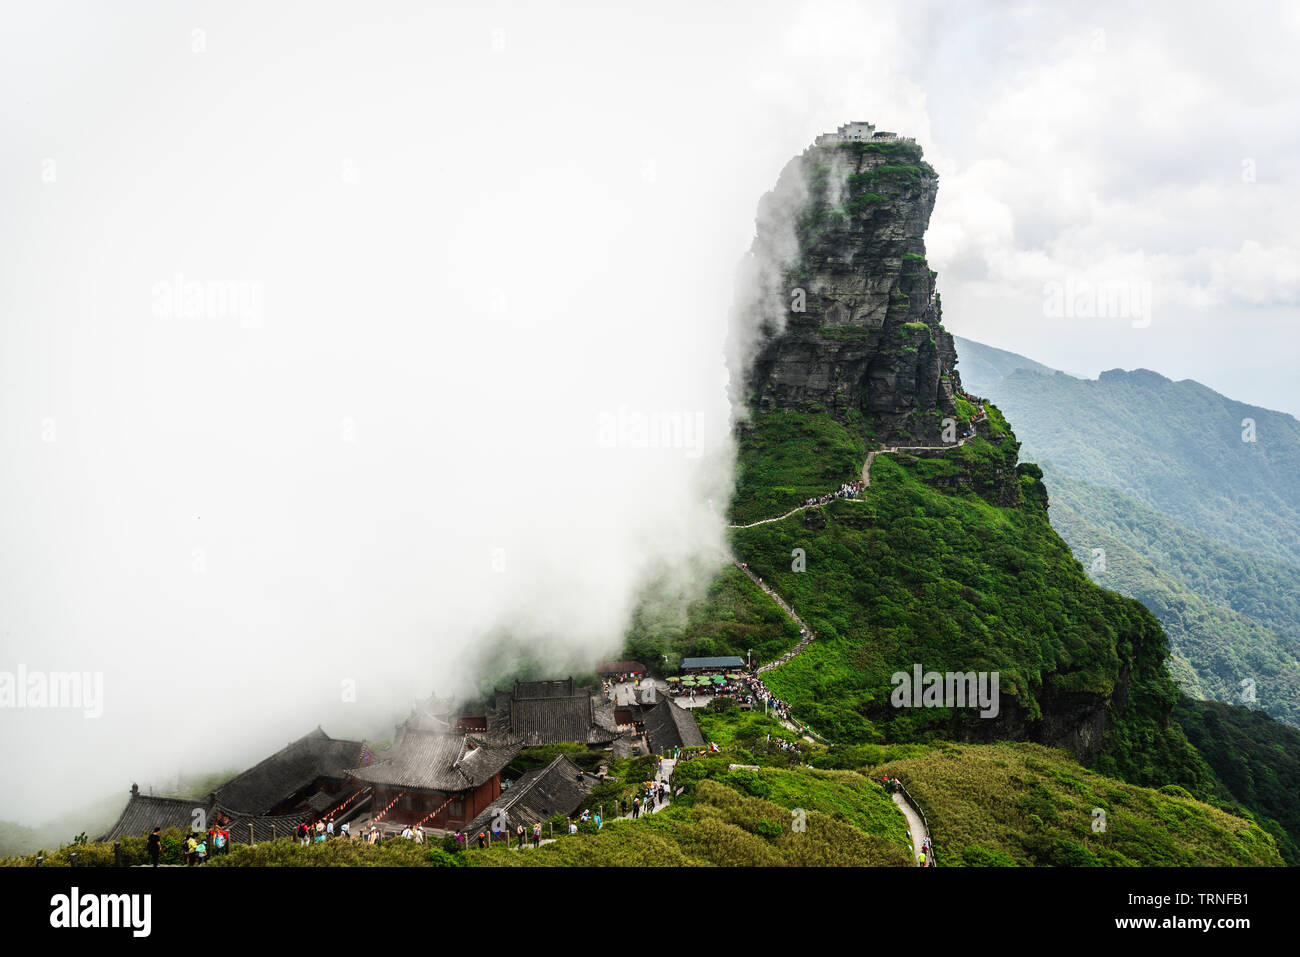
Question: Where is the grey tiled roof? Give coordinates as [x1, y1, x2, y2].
[510, 695, 595, 745]
[212, 728, 364, 814]
[346, 731, 517, 791]
[480, 680, 623, 747]
[463, 754, 593, 834]
[401, 710, 451, 734]
[212, 806, 315, 844]
[100, 793, 206, 842]
[681, 656, 747, 670]
[100, 728, 369, 844]
[304, 791, 337, 813]
[514, 678, 575, 699]
[643, 699, 705, 752]
[101, 794, 314, 845]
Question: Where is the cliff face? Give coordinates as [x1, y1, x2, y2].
[732, 137, 963, 444]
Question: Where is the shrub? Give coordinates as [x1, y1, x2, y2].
[426, 848, 466, 867]
[721, 769, 770, 798]
[1047, 839, 1098, 868]
[961, 845, 1018, 867]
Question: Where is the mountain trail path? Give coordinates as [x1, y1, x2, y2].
[715, 414, 988, 858]
[729, 411, 986, 531]
[892, 791, 932, 866]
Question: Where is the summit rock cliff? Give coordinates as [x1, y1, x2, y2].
[730, 131, 963, 445]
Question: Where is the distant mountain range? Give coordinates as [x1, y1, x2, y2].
[955, 336, 1300, 728]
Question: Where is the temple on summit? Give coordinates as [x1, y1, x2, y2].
[814, 121, 915, 146]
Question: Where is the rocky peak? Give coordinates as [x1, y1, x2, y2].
[729, 129, 965, 445]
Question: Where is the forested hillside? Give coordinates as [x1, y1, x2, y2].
[1043, 463, 1300, 727]
[961, 359, 1300, 568]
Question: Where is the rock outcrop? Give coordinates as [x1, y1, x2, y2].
[730, 133, 964, 445]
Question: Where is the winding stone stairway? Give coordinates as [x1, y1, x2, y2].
[720, 428, 986, 856]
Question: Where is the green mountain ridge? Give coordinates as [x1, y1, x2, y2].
[955, 343, 1300, 570]
[945, 336, 1300, 860]
[1043, 461, 1300, 727]
[953, 336, 1300, 731]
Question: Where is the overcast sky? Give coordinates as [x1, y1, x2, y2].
[2, 0, 1297, 823]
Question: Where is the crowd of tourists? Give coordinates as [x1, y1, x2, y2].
[143, 824, 232, 866]
[667, 662, 812, 745]
[803, 479, 865, 509]
[662, 570, 817, 741]
[956, 390, 990, 430]
[623, 778, 670, 818]
[296, 819, 344, 844]
[602, 674, 643, 702]
[739, 673, 810, 738]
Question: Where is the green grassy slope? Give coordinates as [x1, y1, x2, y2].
[730, 411, 869, 525]
[875, 741, 1281, 867]
[623, 561, 802, 672]
[477, 778, 914, 868]
[698, 410, 1208, 796]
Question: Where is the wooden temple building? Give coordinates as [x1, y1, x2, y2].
[345, 728, 517, 830]
[465, 677, 623, 748]
[101, 727, 368, 844]
[99, 674, 660, 844]
[464, 752, 594, 836]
